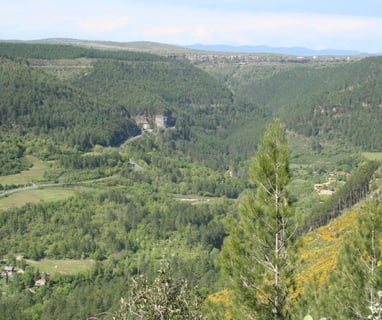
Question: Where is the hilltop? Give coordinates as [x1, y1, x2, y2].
[184, 43, 363, 56]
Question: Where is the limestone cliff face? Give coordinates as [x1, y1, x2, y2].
[134, 113, 175, 131]
[154, 115, 166, 129]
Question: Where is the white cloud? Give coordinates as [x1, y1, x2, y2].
[1, 1, 382, 52]
[132, 6, 382, 51]
[74, 16, 129, 33]
[312, 15, 381, 33]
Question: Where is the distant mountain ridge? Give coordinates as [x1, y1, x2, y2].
[4, 39, 364, 56]
[184, 44, 362, 56]
[3, 39, 365, 56]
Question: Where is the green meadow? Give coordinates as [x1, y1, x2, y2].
[0, 156, 49, 185]
[0, 188, 76, 211]
[26, 259, 95, 275]
[362, 152, 382, 161]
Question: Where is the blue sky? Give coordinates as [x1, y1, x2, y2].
[1, 0, 382, 52]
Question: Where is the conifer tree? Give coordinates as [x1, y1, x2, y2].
[221, 118, 294, 319]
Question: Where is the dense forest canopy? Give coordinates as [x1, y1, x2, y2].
[0, 42, 164, 61]
[0, 43, 239, 166]
[0, 57, 141, 149]
[234, 56, 382, 150]
[75, 58, 233, 114]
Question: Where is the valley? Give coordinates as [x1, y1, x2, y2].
[0, 41, 381, 319]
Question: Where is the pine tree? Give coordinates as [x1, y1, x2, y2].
[221, 118, 294, 319]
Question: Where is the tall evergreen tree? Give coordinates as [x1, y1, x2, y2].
[221, 118, 294, 319]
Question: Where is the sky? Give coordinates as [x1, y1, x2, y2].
[1, 0, 382, 53]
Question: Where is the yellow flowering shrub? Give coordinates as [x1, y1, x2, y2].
[294, 209, 358, 297]
[207, 290, 232, 319]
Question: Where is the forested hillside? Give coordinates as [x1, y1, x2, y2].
[0, 58, 140, 149]
[0, 41, 382, 319]
[75, 58, 233, 114]
[0, 43, 246, 169]
[227, 56, 382, 150]
[292, 164, 382, 319]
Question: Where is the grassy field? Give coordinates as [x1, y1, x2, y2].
[362, 152, 382, 161]
[26, 259, 95, 275]
[0, 156, 49, 185]
[0, 188, 76, 211]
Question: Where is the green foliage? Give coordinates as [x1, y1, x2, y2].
[58, 151, 123, 170]
[221, 119, 294, 319]
[76, 59, 233, 115]
[0, 184, 229, 289]
[73, 55, 239, 169]
[303, 316, 327, 320]
[294, 199, 382, 320]
[299, 160, 380, 233]
[0, 134, 31, 175]
[0, 43, 243, 169]
[217, 56, 382, 152]
[100, 265, 207, 320]
[329, 200, 382, 319]
[0, 42, 164, 61]
[1, 41, 382, 320]
[0, 57, 140, 150]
